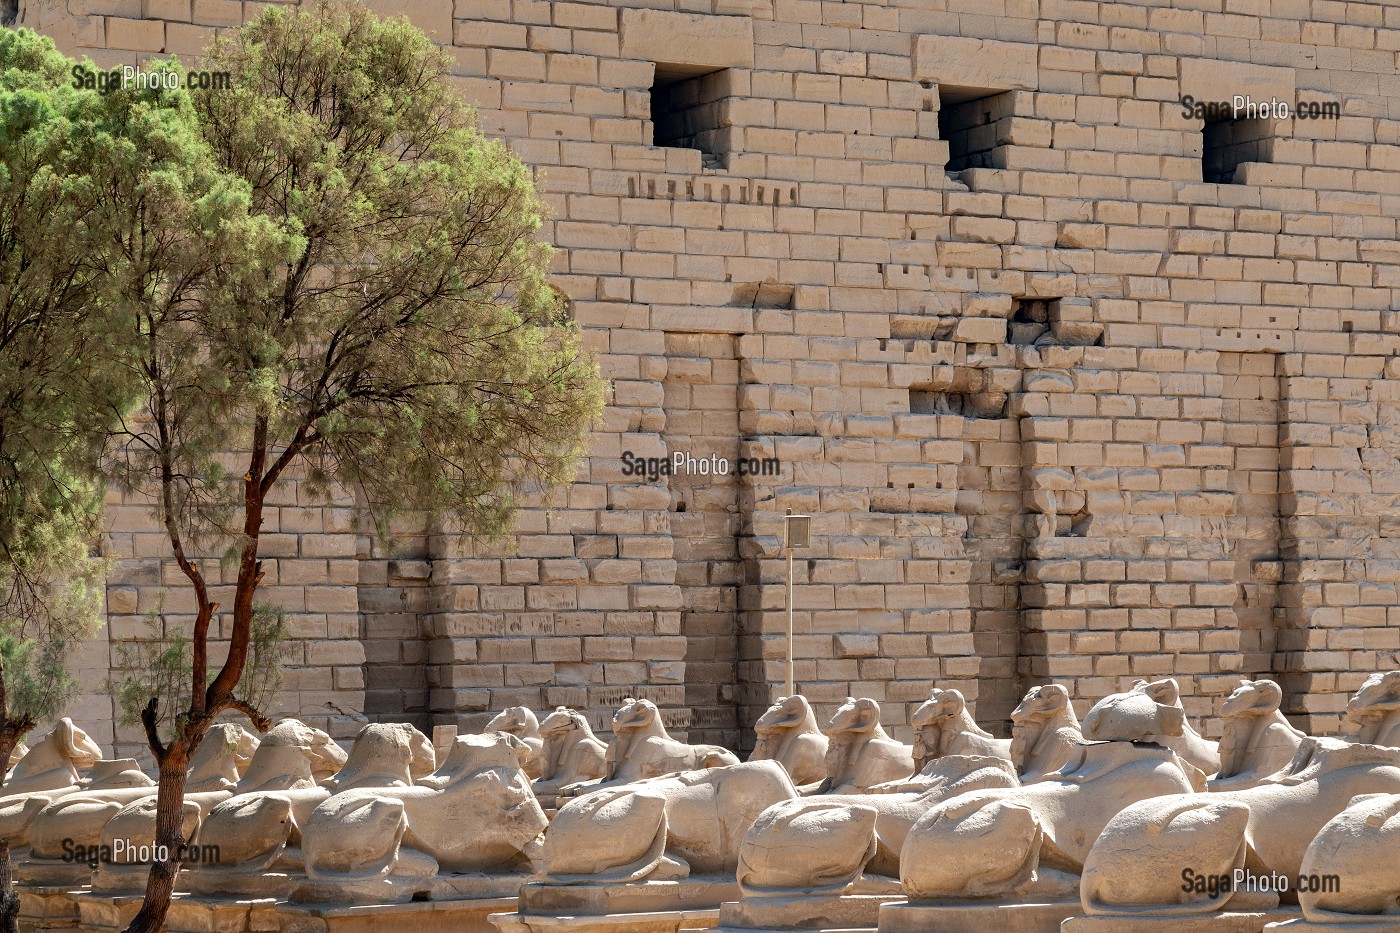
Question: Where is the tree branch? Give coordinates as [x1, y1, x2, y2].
[222, 697, 272, 733]
[140, 697, 167, 761]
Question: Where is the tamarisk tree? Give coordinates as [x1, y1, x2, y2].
[110, 3, 605, 930]
[0, 28, 213, 933]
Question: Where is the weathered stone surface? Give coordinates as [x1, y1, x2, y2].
[619, 9, 754, 69]
[914, 35, 1038, 90]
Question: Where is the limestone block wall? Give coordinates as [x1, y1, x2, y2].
[20, 0, 1400, 754]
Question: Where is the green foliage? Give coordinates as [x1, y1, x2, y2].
[109, 613, 190, 735]
[0, 28, 169, 728]
[108, 0, 605, 549]
[108, 604, 290, 740]
[237, 604, 291, 717]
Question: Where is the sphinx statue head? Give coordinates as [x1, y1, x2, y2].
[910, 688, 1007, 769]
[5, 719, 104, 795]
[324, 722, 435, 791]
[1346, 671, 1400, 747]
[486, 707, 544, 779]
[819, 698, 914, 794]
[488, 706, 540, 738]
[749, 696, 828, 786]
[613, 698, 664, 735]
[1010, 684, 1082, 782]
[235, 718, 348, 791]
[1083, 684, 1185, 743]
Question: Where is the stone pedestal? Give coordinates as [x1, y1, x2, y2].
[291, 871, 524, 907]
[73, 892, 282, 933]
[490, 877, 738, 933]
[15, 861, 93, 888]
[715, 893, 900, 932]
[183, 870, 298, 899]
[1267, 921, 1400, 933]
[16, 884, 82, 930]
[877, 899, 1079, 933]
[1065, 910, 1298, 933]
[279, 898, 519, 933]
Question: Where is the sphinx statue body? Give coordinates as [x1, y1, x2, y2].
[0, 719, 142, 850]
[540, 760, 795, 883]
[532, 707, 608, 809]
[1068, 675, 1400, 931]
[561, 698, 739, 797]
[292, 731, 547, 904]
[812, 697, 914, 794]
[3, 720, 105, 797]
[1209, 679, 1307, 791]
[493, 759, 797, 933]
[181, 721, 430, 897]
[718, 754, 1019, 932]
[1280, 792, 1400, 930]
[898, 739, 1199, 900]
[23, 721, 324, 889]
[719, 684, 1073, 933]
[747, 695, 828, 787]
[876, 684, 1202, 933]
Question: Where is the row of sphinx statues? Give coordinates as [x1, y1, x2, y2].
[5, 672, 1400, 931]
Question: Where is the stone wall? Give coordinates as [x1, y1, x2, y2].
[21, 0, 1400, 755]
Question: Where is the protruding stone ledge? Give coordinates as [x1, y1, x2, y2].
[619, 9, 755, 69]
[914, 35, 1038, 92]
[650, 305, 753, 334]
[1179, 59, 1297, 109]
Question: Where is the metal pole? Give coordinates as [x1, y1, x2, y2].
[786, 544, 794, 696]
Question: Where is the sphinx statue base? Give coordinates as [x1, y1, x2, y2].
[292, 871, 528, 907]
[279, 895, 520, 933]
[15, 858, 99, 888]
[73, 891, 281, 933]
[490, 876, 739, 933]
[877, 899, 1081, 933]
[1066, 909, 1298, 933]
[716, 892, 901, 932]
[1266, 922, 1400, 933]
[183, 868, 299, 899]
[17, 881, 83, 929]
[70, 887, 520, 933]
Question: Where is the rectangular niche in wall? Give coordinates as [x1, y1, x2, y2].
[651, 66, 735, 169]
[1201, 115, 1275, 184]
[938, 88, 1017, 175]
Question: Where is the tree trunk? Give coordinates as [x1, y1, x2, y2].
[0, 839, 18, 933]
[0, 734, 20, 933]
[124, 738, 192, 933]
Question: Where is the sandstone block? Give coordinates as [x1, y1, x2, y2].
[189, 0, 239, 26]
[358, 0, 452, 41]
[1178, 58, 1296, 111]
[105, 16, 164, 50]
[619, 9, 754, 69]
[914, 35, 1038, 91]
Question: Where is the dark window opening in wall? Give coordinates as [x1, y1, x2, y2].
[1201, 116, 1274, 184]
[910, 388, 1008, 419]
[1009, 298, 1057, 345]
[651, 65, 733, 170]
[938, 87, 1016, 175]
